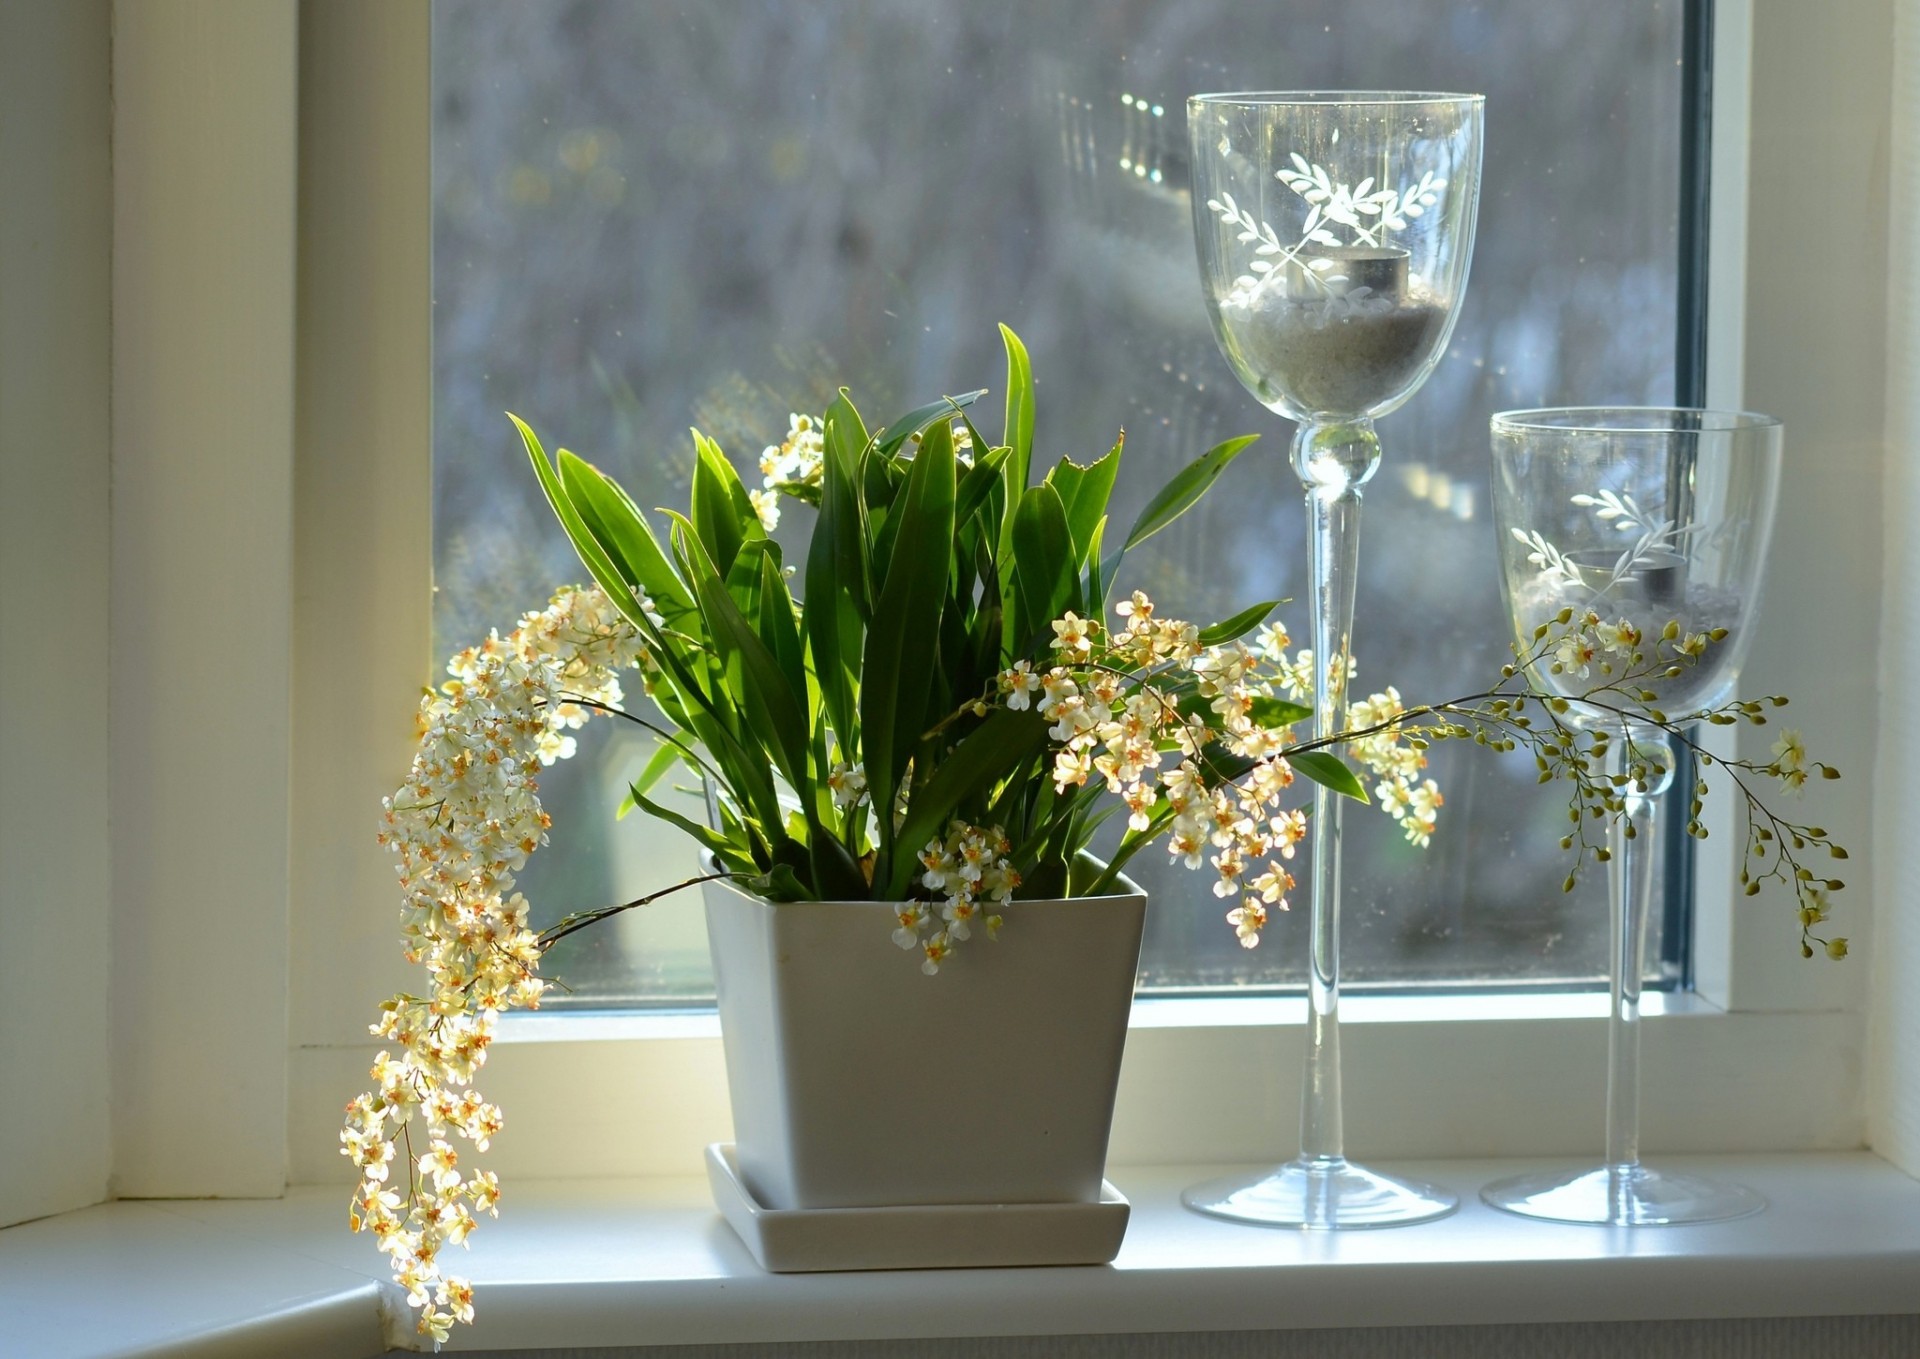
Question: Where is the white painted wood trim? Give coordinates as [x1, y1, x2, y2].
[1872, 0, 1920, 1175]
[110, 0, 299, 1197]
[281, 0, 1898, 1189]
[289, 0, 435, 1082]
[290, 1000, 1861, 1185]
[0, 0, 114, 1229]
[7, 1154, 1920, 1357]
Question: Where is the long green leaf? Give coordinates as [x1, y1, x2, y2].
[690, 430, 759, 577]
[687, 544, 812, 797]
[954, 443, 1012, 528]
[1084, 513, 1110, 611]
[1249, 694, 1313, 729]
[1008, 482, 1075, 655]
[807, 397, 871, 752]
[513, 413, 654, 632]
[862, 418, 956, 874]
[1045, 431, 1123, 567]
[757, 550, 806, 701]
[617, 741, 686, 819]
[1291, 750, 1370, 803]
[1198, 599, 1281, 648]
[999, 324, 1035, 495]
[808, 826, 868, 900]
[885, 707, 1050, 898]
[1087, 801, 1177, 894]
[873, 389, 987, 458]
[742, 863, 810, 902]
[822, 393, 874, 616]
[652, 513, 791, 839]
[635, 786, 756, 871]
[555, 449, 695, 620]
[1121, 434, 1259, 553]
[724, 536, 773, 626]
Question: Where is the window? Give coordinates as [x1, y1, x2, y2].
[29, 0, 1873, 1212]
[430, 0, 1703, 1007]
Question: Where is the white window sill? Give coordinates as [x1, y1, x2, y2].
[5, 1152, 1919, 1357]
[490, 988, 1721, 1046]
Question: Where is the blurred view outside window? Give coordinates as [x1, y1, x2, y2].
[432, 0, 1692, 1006]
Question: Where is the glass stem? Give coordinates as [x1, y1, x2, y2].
[1292, 419, 1380, 1167]
[1603, 732, 1660, 1192]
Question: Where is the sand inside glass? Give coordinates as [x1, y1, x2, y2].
[1222, 290, 1447, 418]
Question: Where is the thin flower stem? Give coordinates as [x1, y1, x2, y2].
[536, 871, 742, 951]
[550, 693, 728, 789]
[401, 1121, 419, 1218]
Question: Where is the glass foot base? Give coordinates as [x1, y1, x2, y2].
[1182, 1155, 1459, 1229]
[1481, 1163, 1766, 1226]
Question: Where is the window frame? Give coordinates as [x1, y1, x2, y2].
[273, 0, 1884, 1191]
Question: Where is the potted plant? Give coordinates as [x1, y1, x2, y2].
[347, 327, 1849, 1340]
[509, 325, 1363, 1241]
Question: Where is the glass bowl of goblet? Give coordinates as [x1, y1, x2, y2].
[1485, 407, 1783, 1226]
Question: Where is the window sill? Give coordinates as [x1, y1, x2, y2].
[6, 1152, 1919, 1357]
[491, 988, 1721, 1045]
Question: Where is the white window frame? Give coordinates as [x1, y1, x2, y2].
[76, 0, 1907, 1205]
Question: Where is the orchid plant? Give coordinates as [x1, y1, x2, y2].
[347, 327, 1847, 1338]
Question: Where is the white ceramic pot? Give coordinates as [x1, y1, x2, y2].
[701, 871, 1146, 1212]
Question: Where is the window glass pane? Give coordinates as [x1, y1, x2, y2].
[432, 0, 1685, 1005]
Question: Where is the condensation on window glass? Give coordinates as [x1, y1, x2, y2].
[432, 0, 1686, 1006]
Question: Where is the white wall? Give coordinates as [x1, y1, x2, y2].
[0, 0, 115, 1229]
[1872, 0, 1920, 1174]
[109, 0, 298, 1198]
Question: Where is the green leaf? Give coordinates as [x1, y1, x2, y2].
[1121, 433, 1259, 553]
[1248, 694, 1314, 729]
[652, 512, 791, 838]
[688, 549, 812, 797]
[724, 536, 774, 626]
[1291, 750, 1370, 803]
[808, 829, 868, 901]
[1198, 599, 1281, 648]
[555, 449, 695, 620]
[1083, 514, 1109, 611]
[742, 863, 810, 903]
[821, 393, 874, 615]
[806, 397, 872, 752]
[619, 740, 685, 818]
[873, 389, 987, 458]
[1007, 482, 1075, 655]
[757, 550, 806, 698]
[690, 430, 759, 577]
[634, 786, 756, 870]
[885, 708, 1050, 897]
[1045, 432, 1123, 567]
[862, 418, 957, 873]
[513, 413, 655, 632]
[863, 443, 901, 527]
[954, 443, 1013, 528]
[1087, 801, 1177, 894]
[999, 324, 1035, 495]
[969, 532, 1005, 679]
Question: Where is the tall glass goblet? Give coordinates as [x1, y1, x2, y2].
[1183, 92, 1483, 1228]
[1485, 408, 1783, 1225]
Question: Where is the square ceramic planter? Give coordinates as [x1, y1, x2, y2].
[701, 870, 1146, 1214]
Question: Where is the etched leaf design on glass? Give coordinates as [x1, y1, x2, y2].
[1511, 527, 1586, 588]
[1518, 491, 1711, 597]
[1205, 152, 1448, 318]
